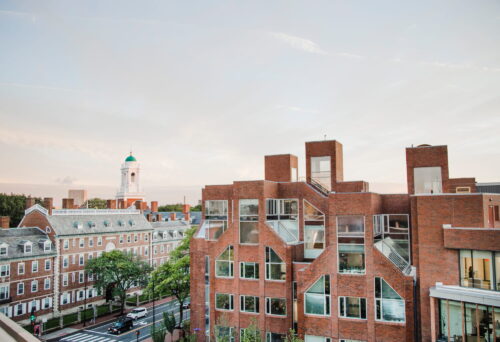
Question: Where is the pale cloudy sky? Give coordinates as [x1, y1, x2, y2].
[1, 0, 499, 206]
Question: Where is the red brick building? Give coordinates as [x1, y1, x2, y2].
[190, 140, 500, 342]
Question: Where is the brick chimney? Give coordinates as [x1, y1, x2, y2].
[146, 213, 152, 222]
[43, 198, 53, 215]
[0, 216, 10, 229]
[151, 201, 158, 213]
[107, 200, 117, 209]
[62, 198, 74, 209]
[156, 213, 162, 222]
[184, 212, 190, 222]
[25, 197, 36, 209]
[170, 212, 176, 221]
[135, 200, 143, 212]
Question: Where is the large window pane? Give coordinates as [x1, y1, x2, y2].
[311, 156, 331, 191]
[240, 199, 259, 218]
[240, 222, 259, 244]
[215, 293, 234, 311]
[374, 277, 405, 323]
[460, 250, 494, 290]
[265, 247, 285, 281]
[240, 262, 259, 280]
[339, 297, 366, 319]
[304, 200, 325, 259]
[337, 216, 364, 236]
[266, 297, 286, 316]
[338, 244, 365, 274]
[216, 246, 234, 278]
[414, 167, 442, 194]
[305, 275, 330, 316]
[206, 200, 228, 218]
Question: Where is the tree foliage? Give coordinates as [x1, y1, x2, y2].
[240, 319, 261, 342]
[285, 330, 303, 342]
[83, 198, 107, 209]
[163, 311, 176, 336]
[147, 227, 196, 329]
[85, 250, 152, 315]
[151, 326, 167, 342]
[0, 193, 42, 227]
[158, 203, 184, 212]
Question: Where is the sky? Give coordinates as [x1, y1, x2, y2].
[0, 0, 499, 206]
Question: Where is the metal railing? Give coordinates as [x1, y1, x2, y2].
[374, 240, 412, 275]
[309, 179, 330, 196]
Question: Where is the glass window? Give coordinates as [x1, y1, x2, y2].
[460, 250, 494, 290]
[44, 278, 50, 290]
[414, 166, 442, 194]
[17, 282, 24, 295]
[0, 284, 9, 300]
[18, 263, 24, 275]
[45, 259, 51, 271]
[265, 247, 285, 281]
[79, 238, 84, 248]
[240, 295, 259, 313]
[337, 216, 365, 274]
[339, 296, 366, 319]
[215, 326, 235, 342]
[0, 264, 9, 277]
[305, 275, 330, 316]
[24, 243, 32, 253]
[63, 240, 69, 249]
[206, 220, 228, 241]
[31, 280, 38, 292]
[205, 200, 228, 219]
[266, 332, 286, 342]
[240, 262, 259, 280]
[305, 335, 331, 342]
[215, 246, 234, 278]
[304, 200, 325, 259]
[311, 156, 331, 191]
[375, 277, 405, 323]
[240, 199, 259, 244]
[32, 260, 38, 273]
[215, 293, 234, 311]
[265, 297, 286, 316]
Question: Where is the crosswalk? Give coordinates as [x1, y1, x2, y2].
[60, 332, 116, 342]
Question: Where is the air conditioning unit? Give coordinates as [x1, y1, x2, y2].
[456, 186, 471, 193]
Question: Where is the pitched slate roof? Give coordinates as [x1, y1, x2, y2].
[47, 209, 153, 236]
[0, 227, 56, 260]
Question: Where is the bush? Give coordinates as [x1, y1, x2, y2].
[97, 304, 110, 316]
[63, 312, 78, 325]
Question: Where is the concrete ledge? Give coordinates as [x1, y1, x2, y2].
[443, 226, 500, 251]
[0, 313, 39, 342]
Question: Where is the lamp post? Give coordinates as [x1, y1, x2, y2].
[83, 273, 88, 327]
[152, 274, 156, 335]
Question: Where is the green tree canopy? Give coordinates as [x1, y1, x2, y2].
[0, 193, 42, 226]
[147, 226, 196, 330]
[83, 198, 107, 209]
[85, 250, 152, 315]
[157, 203, 184, 212]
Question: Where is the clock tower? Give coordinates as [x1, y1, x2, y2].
[116, 153, 145, 207]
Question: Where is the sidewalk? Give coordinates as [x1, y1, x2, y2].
[41, 296, 175, 341]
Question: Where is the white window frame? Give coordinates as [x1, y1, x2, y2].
[240, 295, 259, 314]
[44, 278, 50, 290]
[45, 259, 51, 271]
[0, 264, 10, 277]
[215, 293, 234, 311]
[31, 280, 38, 293]
[32, 260, 38, 273]
[240, 262, 259, 280]
[265, 297, 287, 316]
[338, 296, 367, 320]
[18, 263, 24, 275]
[63, 239, 69, 250]
[17, 282, 24, 295]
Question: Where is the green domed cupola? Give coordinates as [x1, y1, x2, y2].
[125, 153, 137, 162]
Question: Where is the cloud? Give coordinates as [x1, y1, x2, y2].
[269, 32, 364, 59]
[270, 32, 327, 55]
[55, 176, 77, 185]
[419, 61, 500, 73]
[275, 105, 319, 114]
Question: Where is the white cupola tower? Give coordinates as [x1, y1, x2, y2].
[116, 153, 145, 205]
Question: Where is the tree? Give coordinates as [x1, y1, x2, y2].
[190, 204, 201, 212]
[0, 193, 42, 226]
[83, 198, 107, 209]
[240, 319, 261, 342]
[285, 330, 303, 342]
[163, 311, 176, 337]
[151, 326, 167, 342]
[85, 250, 152, 315]
[147, 227, 196, 332]
[158, 203, 184, 212]
[214, 314, 236, 342]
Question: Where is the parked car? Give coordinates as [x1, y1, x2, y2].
[182, 302, 190, 309]
[127, 307, 148, 320]
[108, 317, 134, 334]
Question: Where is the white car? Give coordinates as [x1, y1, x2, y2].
[127, 307, 148, 320]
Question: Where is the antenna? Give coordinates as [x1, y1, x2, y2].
[324, 134, 327, 141]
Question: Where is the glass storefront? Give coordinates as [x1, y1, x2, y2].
[438, 299, 499, 341]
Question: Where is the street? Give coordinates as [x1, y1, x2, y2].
[50, 300, 190, 342]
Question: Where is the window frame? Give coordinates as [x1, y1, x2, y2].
[240, 262, 259, 280]
[239, 199, 259, 245]
[215, 293, 234, 311]
[338, 296, 367, 320]
[304, 275, 331, 316]
[215, 246, 234, 278]
[265, 297, 287, 316]
[240, 295, 260, 314]
[265, 247, 286, 281]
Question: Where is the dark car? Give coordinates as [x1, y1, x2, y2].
[108, 317, 133, 334]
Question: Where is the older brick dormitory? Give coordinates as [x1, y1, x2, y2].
[0, 199, 191, 325]
[190, 140, 500, 342]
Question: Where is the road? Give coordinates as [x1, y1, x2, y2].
[51, 300, 190, 342]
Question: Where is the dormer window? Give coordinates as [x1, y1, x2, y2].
[88, 221, 96, 228]
[73, 222, 83, 229]
[0, 243, 8, 257]
[118, 220, 124, 227]
[19, 241, 33, 254]
[153, 232, 158, 240]
[162, 232, 168, 240]
[129, 220, 135, 226]
[104, 220, 112, 227]
[40, 240, 51, 252]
